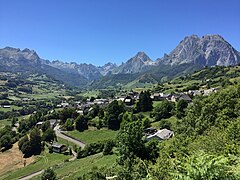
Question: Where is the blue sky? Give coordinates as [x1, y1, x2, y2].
[0, 0, 239, 66]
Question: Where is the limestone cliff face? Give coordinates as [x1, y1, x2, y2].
[113, 52, 156, 74]
[157, 35, 240, 67]
[46, 60, 102, 80]
[0, 47, 41, 66]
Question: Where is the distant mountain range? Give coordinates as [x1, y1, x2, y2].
[0, 34, 239, 88]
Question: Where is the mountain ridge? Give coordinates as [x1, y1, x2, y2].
[1, 34, 239, 88]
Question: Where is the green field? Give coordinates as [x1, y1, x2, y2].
[55, 153, 117, 179]
[151, 116, 177, 129]
[0, 119, 11, 128]
[0, 105, 22, 112]
[0, 150, 71, 180]
[31, 153, 117, 180]
[78, 90, 100, 98]
[66, 129, 118, 144]
[57, 137, 80, 150]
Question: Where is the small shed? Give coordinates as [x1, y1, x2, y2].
[51, 143, 67, 153]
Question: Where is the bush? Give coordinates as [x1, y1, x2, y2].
[103, 140, 115, 155]
[41, 168, 57, 180]
[77, 142, 104, 158]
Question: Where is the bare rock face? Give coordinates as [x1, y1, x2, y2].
[46, 61, 102, 80]
[158, 35, 240, 67]
[113, 51, 156, 74]
[0, 47, 40, 66]
[98, 62, 117, 76]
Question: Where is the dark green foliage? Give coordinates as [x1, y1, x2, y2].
[99, 89, 116, 99]
[0, 134, 12, 149]
[20, 141, 32, 157]
[17, 86, 32, 93]
[29, 127, 42, 155]
[98, 108, 104, 119]
[75, 115, 88, 132]
[228, 117, 240, 142]
[11, 117, 18, 127]
[90, 96, 95, 102]
[159, 119, 172, 129]
[18, 135, 28, 150]
[154, 100, 175, 121]
[41, 168, 57, 180]
[173, 152, 236, 179]
[42, 128, 56, 142]
[64, 118, 74, 131]
[142, 117, 151, 129]
[88, 104, 100, 119]
[41, 120, 50, 132]
[135, 91, 153, 112]
[59, 108, 77, 124]
[103, 140, 115, 155]
[144, 140, 160, 162]
[117, 115, 145, 164]
[104, 100, 126, 130]
[182, 85, 240, 136]
[19, 127, 42, 157]
[176, 99, 188, 119]
[77, 142, 104, 158]
[0, 93, 8, 100]
[0, 126, 15, 150]
[78, 167, 106, 180]
[5, 82, 17, 88]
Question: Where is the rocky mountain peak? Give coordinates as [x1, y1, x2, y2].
[0, 46, 40, 64]
[158, 34, 240, 66]
[98, 62, 117, 75]
[112, 52, 156, 74]
[134, 51, 152, 63]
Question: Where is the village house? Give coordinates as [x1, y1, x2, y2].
[151, 93, 171, 101]
[188, 90, 203, 96]
[51, 143, 67, 153]
[36, 121, 44, 129]
[61, 102, 70, 108]
[146, 128, 174, 141]
[144, 127, 158, 136]
[36, 119, 58, 129]
[170, 93, 192, 102]
[22, 98, 30, 102]
[123, 95, 135, 106]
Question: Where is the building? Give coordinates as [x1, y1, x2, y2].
[123, 96, 135, 106]
[51, 143, 67, 153]
[22, 98, 30, 102]
[36, 122, 44, 129]
[171, 93, 192, 102]
[151, 93, 171, 101]
[146, 128, 174, 141]
[144, 127, 158, 136]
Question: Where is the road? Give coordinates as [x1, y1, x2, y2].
[54, 124, 86, 148]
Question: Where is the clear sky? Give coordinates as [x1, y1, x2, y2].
[0, 0, 239, 66]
